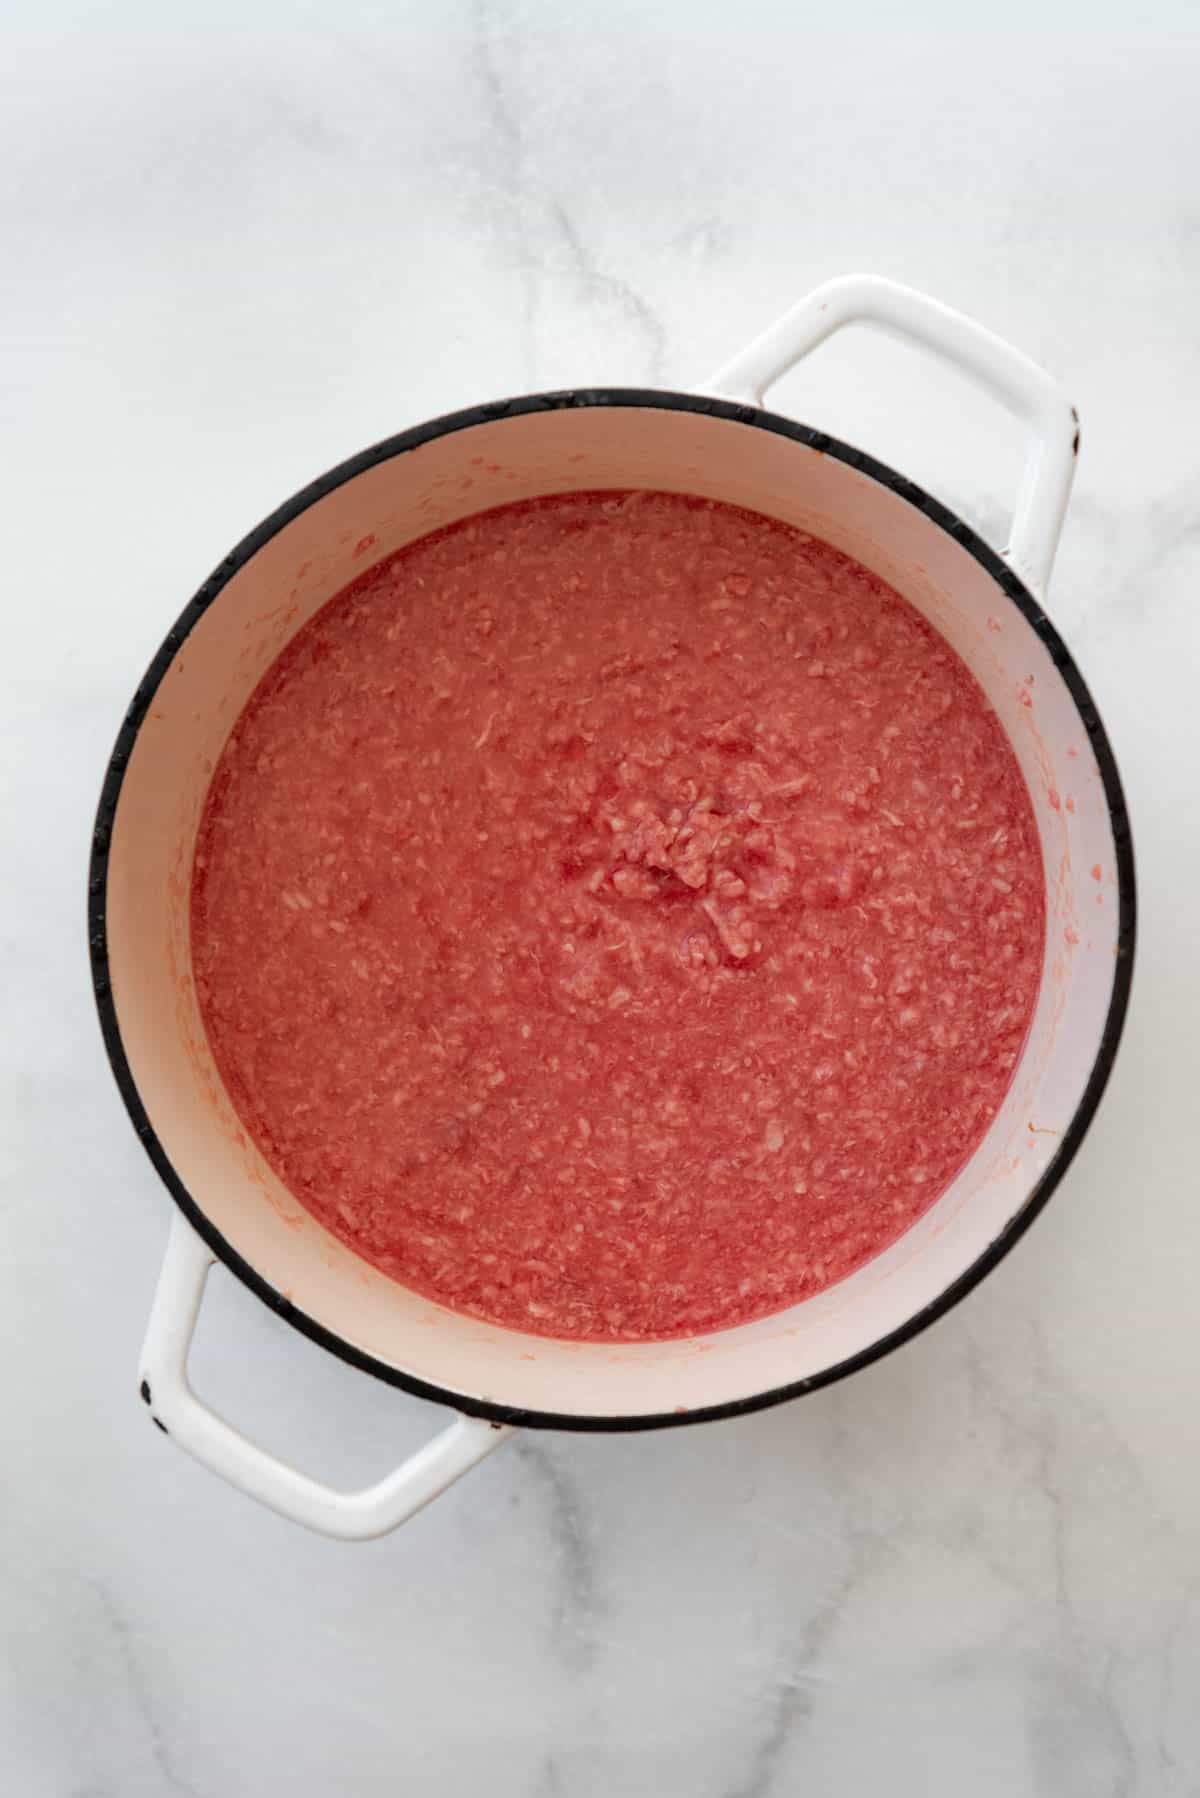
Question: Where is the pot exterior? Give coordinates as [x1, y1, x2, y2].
[92, 391, 1134, 1430]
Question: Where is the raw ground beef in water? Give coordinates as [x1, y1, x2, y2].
[192, 491, 1045, 1341]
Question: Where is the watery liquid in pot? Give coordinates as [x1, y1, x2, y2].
[192, 492, 1045, 1341]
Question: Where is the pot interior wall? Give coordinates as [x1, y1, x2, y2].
[105, 404, 1123, 1419]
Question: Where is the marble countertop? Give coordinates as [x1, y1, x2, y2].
[5, 3, 1199, 1792]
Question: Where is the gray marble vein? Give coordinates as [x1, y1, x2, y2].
[731, 1412, 890, 1795]
[1020, 1329, 1138, 1798]
[537, 1749, 565, 1798]
[513, 1437, 602, 1674]
[468, 0, 667, 388]
[545, 195, 667, 386]
[469, 0, 540, 380]
[90, 1582, 196, 1798]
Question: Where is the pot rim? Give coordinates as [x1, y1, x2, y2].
[88, 388, 1137, 1432]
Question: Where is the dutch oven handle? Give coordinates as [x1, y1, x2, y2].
[706, 273, 1078, 597]
[140, 1212, 511, 1541]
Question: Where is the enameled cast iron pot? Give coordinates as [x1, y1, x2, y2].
[90, 276, 1135, 1539]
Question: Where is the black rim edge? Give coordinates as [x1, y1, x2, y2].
[88, 388, 1137, 1434]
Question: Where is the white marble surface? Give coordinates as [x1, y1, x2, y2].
[4, 2, 1200, 1792]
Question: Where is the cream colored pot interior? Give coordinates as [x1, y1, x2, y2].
[106, 406, 1121, 1418]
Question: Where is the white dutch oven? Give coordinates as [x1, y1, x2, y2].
[91, 276, 1134, 1539]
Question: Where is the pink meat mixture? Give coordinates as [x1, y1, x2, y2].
[192, 491, 1045, 1341]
